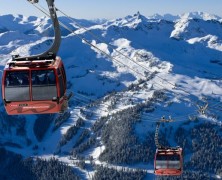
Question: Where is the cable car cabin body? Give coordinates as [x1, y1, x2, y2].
[2, 57, 67, 115]
[154, 147, 183, 176]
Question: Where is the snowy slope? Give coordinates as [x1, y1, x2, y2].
[0, 12, 222, 179]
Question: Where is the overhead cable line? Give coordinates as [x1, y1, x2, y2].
[56, 6, 222, 113]
[55, 7, 194, 96]
[31, 2, 184, 104]
[29, 2, 221, 117]
[36, 3, 188, 92]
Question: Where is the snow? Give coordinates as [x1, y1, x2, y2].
[180, 12, 221, 21]
[0, 11, 222, 178]
[147, 12, 222, 22]
[112, 38, 131, 48]
[90, 145, 105, 159]
[187, 35, 222, 51]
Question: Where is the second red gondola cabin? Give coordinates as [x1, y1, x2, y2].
[154, 147, 183, 176]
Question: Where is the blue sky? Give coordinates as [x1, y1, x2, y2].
[0, 0, 222, 19]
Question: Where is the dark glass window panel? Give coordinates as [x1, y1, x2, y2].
[61, 64, 66, 84]
[32, 70, 56, 86]
[156, 154, 168, 160]
[57, 68, 65, 97]
[5, 71, 29, 87]
[31, 70, 57, 100]
[4, 71, 30, 101]
[168, 154, 180, 161]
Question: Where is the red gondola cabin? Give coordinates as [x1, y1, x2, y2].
[154, 147, 183, 176]
[1, 0, 71, 115]
[2, 57, 67, 115]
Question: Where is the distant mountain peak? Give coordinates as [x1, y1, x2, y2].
[180, 12, 221, 21]
[170, 12, 222, 40]
[146, 13, 179, 22]
[134, 12, 148, 22]
[103, 12, 149, 29]
[135, 11, 141, 17]
[146, 12, 222, 22]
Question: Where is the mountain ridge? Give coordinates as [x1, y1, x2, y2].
[0, 11, 222, 179]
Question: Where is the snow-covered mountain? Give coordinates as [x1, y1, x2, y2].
[147, 11, 222, 22]
[0, 12, 222, 179]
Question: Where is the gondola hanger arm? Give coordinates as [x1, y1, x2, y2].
[13, 0, 61, 62]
